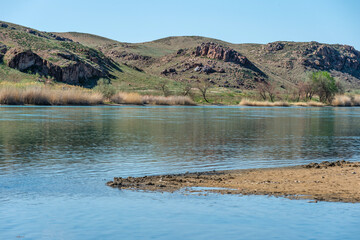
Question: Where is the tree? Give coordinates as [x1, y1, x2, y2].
[309, 71, 338, 103]
[182, 82, 192, 96]
[256, 81, 276, 102]
[299, 80, 316, 100]
[157, 80, 170, 97]
[257, 82, 267, 100]
[196, 79, 212, 103]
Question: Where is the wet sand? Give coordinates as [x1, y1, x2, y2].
[107, 161, 360, 203]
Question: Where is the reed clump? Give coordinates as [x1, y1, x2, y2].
[239, 99, 290, 107]
[331, 95, 352, 106]
[352, 95, 360, 106]
[0, 87, 103, 105]
[330, 95, 360, 107]
[292, 101, 325, 107]
[111, 92, 144, 105]
[142, 95, 195, 105]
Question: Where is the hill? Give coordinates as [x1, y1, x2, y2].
[56, 31, 360, 90]
[1, 20, 360, 99]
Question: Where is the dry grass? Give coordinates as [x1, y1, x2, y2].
[352, 95, 360, 106]
[330, 95, 360, 107]
[239, 99, 290, 107]
[0, 87, 103, 105]
[142, 95, 195, 105]
[332, 95, 352, 106]
[292, 101, 325, 107]
[111, 93, 195, 105]
[111, 92, 144, 105]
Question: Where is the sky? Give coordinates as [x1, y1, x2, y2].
[2, 0, 360, 49]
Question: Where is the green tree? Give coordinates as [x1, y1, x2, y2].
[309, 71, 338, 103]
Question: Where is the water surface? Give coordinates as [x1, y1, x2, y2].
[1, 106, 359, 239]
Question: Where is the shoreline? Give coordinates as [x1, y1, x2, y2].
[1, 103, 360, 107]
[107, 161, 360, 203]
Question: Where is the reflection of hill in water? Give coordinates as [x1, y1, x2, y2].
[0, 107, 359, 172]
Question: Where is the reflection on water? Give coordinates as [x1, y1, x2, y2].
[1, 106, 359, 176]
[0, 106, 360, 239]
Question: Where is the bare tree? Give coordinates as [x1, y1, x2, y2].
[300, 81, 315, 100]
[196, 79, 212, 103]
[267, 83, 276, 102]
[257, 81, 276, 102]
[257, 82, 268, 100]
[182, 82, 192, 96]
[157, 80, 170, 97]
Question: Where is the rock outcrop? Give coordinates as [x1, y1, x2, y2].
[194, 42, 249, 65]
[264, 42, 284, 51]
[194, 65, 216, 74]
[5, 49, 106, 85]
[301, 43, 360, 77]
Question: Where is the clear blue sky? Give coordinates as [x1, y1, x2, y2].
[2, 0, 359, 49]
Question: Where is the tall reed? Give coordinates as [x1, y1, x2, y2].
[0, 87, 103, 105]
[111, 92, 144, 105]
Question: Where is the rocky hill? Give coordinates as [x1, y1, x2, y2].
[0, 21, 119, 87]
[1, 21, 360, 91]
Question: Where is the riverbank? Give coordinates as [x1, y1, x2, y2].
[1, 83, 359, 107]
[107, 160, 360, 203]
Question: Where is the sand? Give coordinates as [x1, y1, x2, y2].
[107, 160, 360, 203]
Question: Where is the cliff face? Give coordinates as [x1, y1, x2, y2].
[5, 48, 106, 85]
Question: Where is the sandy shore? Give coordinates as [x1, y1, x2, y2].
[107, 161, 360, 203]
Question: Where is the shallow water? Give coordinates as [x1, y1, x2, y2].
[1, 106, 360, 239]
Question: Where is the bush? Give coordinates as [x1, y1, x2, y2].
[94, 78, 116, 99]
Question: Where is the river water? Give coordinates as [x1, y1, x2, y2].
[0, 106, 359, 239]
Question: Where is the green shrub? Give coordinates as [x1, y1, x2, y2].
[93, 78, 116, 99]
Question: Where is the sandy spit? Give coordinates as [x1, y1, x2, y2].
[107, 161, 360, 203]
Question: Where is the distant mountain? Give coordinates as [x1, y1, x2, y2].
[1, 20, 360, 91]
